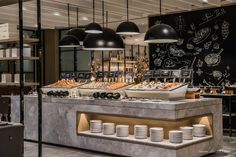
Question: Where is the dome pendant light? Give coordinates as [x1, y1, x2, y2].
[83, 1, 124, 51]
[59, 4, 80, 47]
[85, 0, 103, 34]
[66, 8, 86, 47]
[116, 0, 140, 35]
[144, 0, 178, 43]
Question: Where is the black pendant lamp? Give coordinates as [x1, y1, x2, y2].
[66, 8, 86, 45]
[59, 4, 80, 47]
[144, 0, 178, 43]
[116, 0, 140, 35]
[85, 0, 103, 34]
[83, 1, 124, 51]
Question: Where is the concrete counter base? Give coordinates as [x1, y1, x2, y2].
[11, 96, 223, 157]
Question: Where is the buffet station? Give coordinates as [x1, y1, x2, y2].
[10, 68, 224, 157]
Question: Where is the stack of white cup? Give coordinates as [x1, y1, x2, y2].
[134, 125, 148, 139]
[193, 124, 206, 137]
[180, 126, 193, 140]
[103, 123, 115, 135]
[90, 120, 102, 133]
[116, 125, 129, 137]
[169, 130, 183, 143]
[150, 127, 164, 142]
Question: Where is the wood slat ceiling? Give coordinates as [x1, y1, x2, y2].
[0, 0, 236, 31]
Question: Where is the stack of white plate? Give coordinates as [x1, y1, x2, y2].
[134, 125, 148, 139]
[90, 120, 102, 133]
[180, 126, 193, 140]
[193, 124, 206, 137]
[150, 127, 164, 142]
[169, 130, 183, 143]
[103, 123, 115, 135]
[116, 125, 129, 137]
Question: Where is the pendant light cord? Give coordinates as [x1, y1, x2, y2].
[106, 11, 108, 28]
[160, 0, 162, 16]
[102, 0, 105, 28]
[127, 0, 129, 21]
[93, 0, 95, 23]
[67, 3, 70, 28]
[77, 8, 79, 28]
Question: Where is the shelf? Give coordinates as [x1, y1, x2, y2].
[223, 113, 236, 117]
[0, 38, 39, 44]
[0, 82, 39, 86]
[0, 56, 39, 61]
[104, 60, 137, 64]
[78, 131, 213, 149]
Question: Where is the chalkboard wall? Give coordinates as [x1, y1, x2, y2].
[149, 5, 236, 86]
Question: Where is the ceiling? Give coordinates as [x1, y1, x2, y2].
[0, 0, 236, 31]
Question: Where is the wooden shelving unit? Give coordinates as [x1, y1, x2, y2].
[0, 56, 39, 61]
[0, 37, 39, 44]
[0, 82, 39, 86]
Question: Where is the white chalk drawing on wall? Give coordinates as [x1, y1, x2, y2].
[213, 42, 220, 50]
[192, 27, 211, 44]
[222, 21, 230, 40]
[177, 38, 184, 46]
[204, 41, 212, 50]
[154, 58, 162, 67]
[200, 8, 226, 26]
[169, 45, 186, 57]
[211, 34, 219, 41]
[196, 59, 204, 68]
[186, 43, 194, 50]
[204, 49, 223, 67]
[163, 58, 176, 68]
[196, 68, 203, 76]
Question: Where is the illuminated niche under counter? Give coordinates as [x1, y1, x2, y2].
[77, 112, 213, 148]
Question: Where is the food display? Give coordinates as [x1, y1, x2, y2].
[47, 79, 82, 89]
[125, 81, 188, 100]
[41, 79, 83, 97]
[78, 82, 129, 97]
[130, 81, 181, 91]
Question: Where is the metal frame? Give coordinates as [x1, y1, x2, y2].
[18, 0, 42, 156]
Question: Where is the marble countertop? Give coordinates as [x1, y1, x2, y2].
[11, 95, 221, 111]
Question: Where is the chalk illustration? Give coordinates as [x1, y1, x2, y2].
[214, 24, 219, 30]
[212, 70, 223, 80]
[211, 34, 218, 41]
[204, 49, 223, 67]
[177, 38, 184, 46]
[196, 59, 204, 68]
[186, 43, 194, 50]
[163, 59, 176, 68]
[196, 68, 203, 76]
[213, 42, 220, 49]
[152, 53, 157, 59]
[175, 16, 187, 32]
[154, 58, 162, 67]
[169, 45, 186, 57]
[204, 41, 212, 50]
[222, 21, 229, 40]
[193, 27, 211, 44]
[195, 47, 203, 53]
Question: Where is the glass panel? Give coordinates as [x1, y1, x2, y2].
[76, 50, 91, 71]
[15, 60, 34, 72]
[0, 61, 8, 72]
[60, 47, 74, 71]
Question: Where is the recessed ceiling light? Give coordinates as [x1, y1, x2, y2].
[53, 12, 61, 16]
[23, 7, 26, 11]
[81, 16, 89, 21]
[202, 0, 209, 3]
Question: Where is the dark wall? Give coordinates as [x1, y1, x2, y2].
[149, 5, 236, 86]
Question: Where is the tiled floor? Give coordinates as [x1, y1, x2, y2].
[24, 136, 236, 157]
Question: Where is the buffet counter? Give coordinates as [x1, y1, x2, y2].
[11, 96, 222, 157]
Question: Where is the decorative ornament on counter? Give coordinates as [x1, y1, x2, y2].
[133, 56, 149, 84]
[91, 59, 101, 80]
